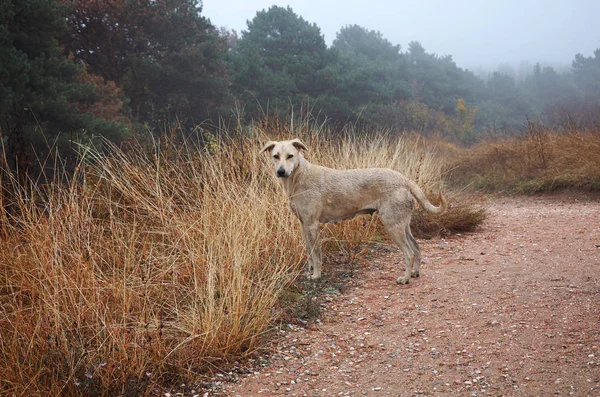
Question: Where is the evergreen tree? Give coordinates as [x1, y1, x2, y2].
[475, 71, 530, 131]
[63, 0, 230, 128]
[230, 6, 327, 118]
[405, 41, 479, 114]
[333, 24, 402, 62]
[327, 24, 411, 114]
[521, 63, 577, 115]
[572, 48, 600, 102]
[0, 0, 126, 176]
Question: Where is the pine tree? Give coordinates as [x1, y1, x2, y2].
[0, 0, 127, 176]
[230, 6, 327, 118]
[572, 48, 600, 102]
[62, 0, 230, 128]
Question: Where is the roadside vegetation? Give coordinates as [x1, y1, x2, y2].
[3, 116, 599, 395]
[449, 124, 600, 194]
[0, 118, 486, 395]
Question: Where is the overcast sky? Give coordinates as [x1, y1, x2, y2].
[203, 0, 600, 71]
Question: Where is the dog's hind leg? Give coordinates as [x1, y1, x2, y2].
[406, 224, 422, 278]
[380, 218, 414, 284]
[390, 225, 414, 284]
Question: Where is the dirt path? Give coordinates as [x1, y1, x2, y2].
[224, 194, 600, 397]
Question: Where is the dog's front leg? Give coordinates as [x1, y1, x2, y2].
[301, 222, 322, 280]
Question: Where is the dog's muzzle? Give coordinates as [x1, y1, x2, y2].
[277, 167, 287, 177]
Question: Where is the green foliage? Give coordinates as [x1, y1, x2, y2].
[227, 8, 600, 141]
[0, 0, 127, 174]
[63, 0, 230, 128]
[521, 63, 577, 114]
[475, 71, 529, 131]
[572, 49, 600, 102]
[230, 6, 327, 118]
[333, 24, 402, 62]
[3, 0, 600, 174]
[405, 41, 482, 114]
[323, 25, 411, 120]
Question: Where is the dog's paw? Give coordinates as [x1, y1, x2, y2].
[396, 277, 410, 285]
[308, 273, 321, 280]
[411, 270, 420, 278]
[304, 265, 314, 279]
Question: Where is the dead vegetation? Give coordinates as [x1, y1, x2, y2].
[0, 120, 486, 395]
[449, 125, 600, 193]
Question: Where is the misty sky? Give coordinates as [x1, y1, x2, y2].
[203, 0, 600, 71]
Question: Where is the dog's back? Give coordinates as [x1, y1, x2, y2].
[299, 165, 414, 224]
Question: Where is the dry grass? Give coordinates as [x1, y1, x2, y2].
[449, 127, 600, 193]
[0, 133, 305, 395]
[0, 120, 485, 395]
[411, 191, 487, 238]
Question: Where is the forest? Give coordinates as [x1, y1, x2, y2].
[2, 0, 600, 175]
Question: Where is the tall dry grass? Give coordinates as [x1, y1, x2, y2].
[450, 127, 600, 193]
[0, 133, 306, 395]
[0, 120, 482, 395]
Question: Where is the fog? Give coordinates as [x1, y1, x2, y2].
[204, 0, 600, 72]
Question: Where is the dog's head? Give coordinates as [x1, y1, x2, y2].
[259, 139, 308, 178]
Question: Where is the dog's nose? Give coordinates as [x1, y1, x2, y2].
[277, 167, 286, 177]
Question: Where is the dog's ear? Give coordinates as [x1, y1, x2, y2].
[259, 141, 276, 155]
[290, 139, 308, 152]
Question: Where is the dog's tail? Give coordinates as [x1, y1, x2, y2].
[408, 180, 448, 214]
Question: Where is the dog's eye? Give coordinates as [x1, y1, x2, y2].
[287, 154, 294, 159]
[273, 154, 280, 160]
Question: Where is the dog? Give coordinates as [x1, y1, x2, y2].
[260, 139, 447, 284]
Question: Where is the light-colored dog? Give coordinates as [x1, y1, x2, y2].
[260, 139, 447, 284]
